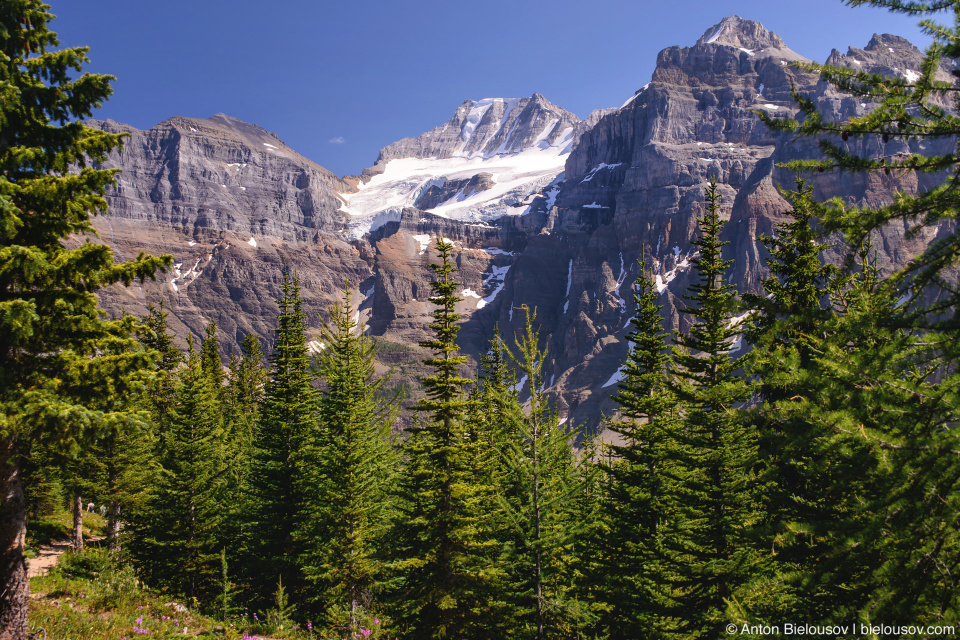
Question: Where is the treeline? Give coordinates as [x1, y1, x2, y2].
[26, 175, 960, 639]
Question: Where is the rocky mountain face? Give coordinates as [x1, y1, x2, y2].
[89, 114, 371, 350]
[338, 94, 610, 240]
[369, 94, 581, 165]
[91, 16, 948, 430]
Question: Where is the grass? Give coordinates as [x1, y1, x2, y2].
[26, 509, 106, 558]
[28, 546, 397, 640]
[30, 549, 220, 639]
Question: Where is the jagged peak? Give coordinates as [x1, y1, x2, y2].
[697, 15, 786, 52]
[865, 33, 921, 55]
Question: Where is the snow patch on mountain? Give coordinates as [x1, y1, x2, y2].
[339, 129, 573, 239]
[338, 95, 581, 239]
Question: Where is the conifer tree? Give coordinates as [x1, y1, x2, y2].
[299, 285, 398, 631]
[201, 320, 225, 391]
[227, 334, 267, 425]
[129, 337, 229, 604]
[248, 267, 318, 605]
[0, 4, 169, 634]
[388, 238, 504, 639]
[740, 178, 839, 620]
[470, 325, 517, 478]
[498, 306, 582, 640]
[568, 434, 606, 639]
[222, 334, 266, 572]
[753, 247, 960, 627]
[599, 248, 678, 639]
[663, 178, 771, 637]
[137, 303, 184, 433]
[756, 2, 960, 624]
[760, 0, 960, 316]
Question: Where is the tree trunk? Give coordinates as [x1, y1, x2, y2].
[0, 436, 29, 640]
[106, 436, 120, 554]
[107, 501, 121, 554]
[72, 494, 83, 551]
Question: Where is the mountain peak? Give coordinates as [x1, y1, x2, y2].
[697, 15, 786, 51]
[373, 94, 580, 166]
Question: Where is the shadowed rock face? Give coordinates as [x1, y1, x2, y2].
[413, 173, 497, 210]
[92, 17, 951, 431]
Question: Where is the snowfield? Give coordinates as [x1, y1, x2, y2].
[338, 124, 574, 240]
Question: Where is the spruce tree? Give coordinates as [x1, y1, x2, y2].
[497, 306, 582, 640]
[137, 303, 184, 435]
[299, 285, 399, 631]
[757, 2, 960, 624]
[248, 267, 318, 605]
[740, 177, 839, 620]
[663, 178, 770, 637]
[470, 325, 517, 474]
[388, 238, 504, 639]
[600, 248, 678, 639]
[201, 320, 225, 391]
[129, 337, 229, 604]
[0, 4, 169, 634]
[222, 334, 266, 575]
[757, 247, 960, 627]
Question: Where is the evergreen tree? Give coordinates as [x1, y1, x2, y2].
[201, 320, 225, 391]
[568, 434, 606, 639]
[298, 285, 399, 631]
[129, 337, 229, 604]
[470, 325, 517, 481]
[760, 0, 960, 319]
[0, 4, 169, 634]
[227, 334, 267, 425]
[388, 238, 504, 639]
[137, 303, 184, 437]
[740, 177, 839, 620]
[222, 333, 266, 576]
[599, 248, 678, 639]
[224, 333, 267, 493]
[247, 267, 318, 605]
[498, 307, 582, 640]
[663, 178, 771, 637]
[758, 2, 960, 624]
[753, 247, 960, 627]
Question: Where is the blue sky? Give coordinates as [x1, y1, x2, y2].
[51, 0, 930, 176]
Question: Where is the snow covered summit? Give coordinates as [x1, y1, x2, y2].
[337, 94, 586, 239]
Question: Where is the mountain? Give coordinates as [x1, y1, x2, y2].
[89, 16, 949, 429]
[338, 94, 608, 239]
[87, 113, 371, 349]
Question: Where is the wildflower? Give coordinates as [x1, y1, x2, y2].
[374, 618, 380, 625]
[307, 621, 313, 631]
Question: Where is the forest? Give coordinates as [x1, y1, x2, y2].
[2, 1, 960, 639]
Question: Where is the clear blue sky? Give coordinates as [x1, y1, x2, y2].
[50, 0, 930, 177]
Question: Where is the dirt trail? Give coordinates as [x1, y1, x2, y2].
[27, 538, 104, 578]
